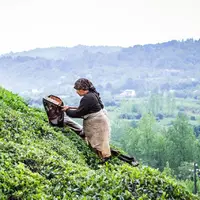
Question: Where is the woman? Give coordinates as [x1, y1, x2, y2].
[62, 78, 111, 162]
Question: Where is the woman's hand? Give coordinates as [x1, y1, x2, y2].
[61, 106, 69, 111]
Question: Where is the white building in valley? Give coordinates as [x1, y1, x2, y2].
[119, 89, 136, 97]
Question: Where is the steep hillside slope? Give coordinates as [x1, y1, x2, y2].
[0, 87, 199, 199]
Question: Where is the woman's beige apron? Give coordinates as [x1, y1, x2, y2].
[83, 109, 111, 158]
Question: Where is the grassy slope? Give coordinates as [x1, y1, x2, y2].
[0, 87, 199, 200]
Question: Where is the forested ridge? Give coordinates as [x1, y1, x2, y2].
[0, 87, 199, 199]
[0, 39, 200, 99]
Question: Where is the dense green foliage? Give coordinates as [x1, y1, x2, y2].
[0, 87, 199, 199]
[117, 113, 199, 171]
[109, 95, 200, 181]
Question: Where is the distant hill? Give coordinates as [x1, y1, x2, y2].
[0, 39, 200, 104]
[3, 45, 122, 60]
[0, 86, 198, 199]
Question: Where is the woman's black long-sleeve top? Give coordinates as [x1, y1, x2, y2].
[66, 92, 103, 118]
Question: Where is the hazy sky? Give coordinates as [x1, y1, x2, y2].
[0, 0, 199, 54]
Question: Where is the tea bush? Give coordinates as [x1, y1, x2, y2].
[0, 87, 199, 199]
